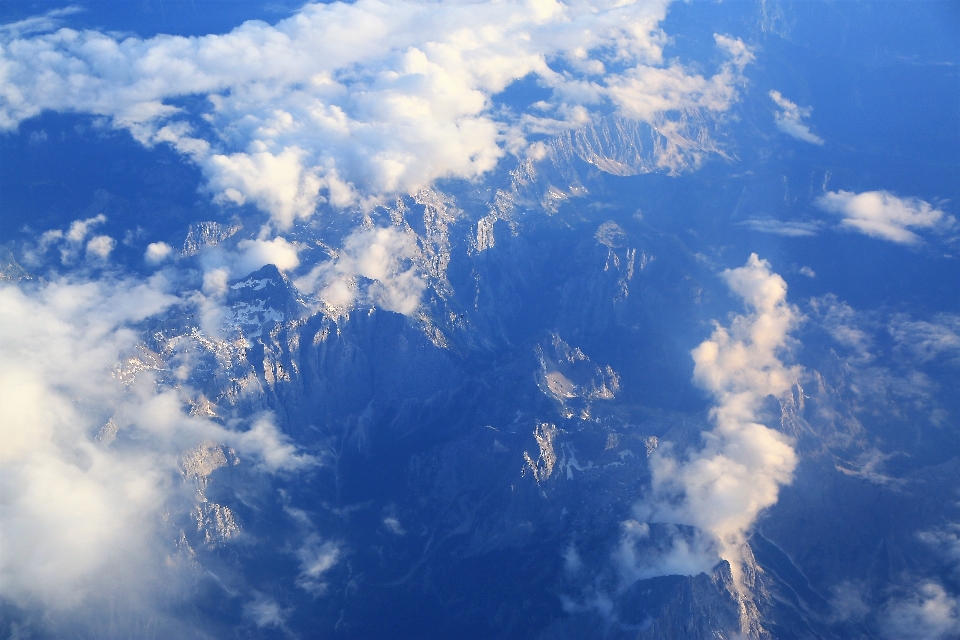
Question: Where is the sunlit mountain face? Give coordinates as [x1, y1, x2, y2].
[0, 1, 957, 638]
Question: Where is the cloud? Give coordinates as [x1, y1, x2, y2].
[769, 90, 824, 145]
[197, 235, 301, 296]
[0, 6, 82, 38]
[880, 583, 960, 640]
[231, 413, 316, 474]
[0, 1, 753, 226]
[809, 294, 873, 361]
[613, 520, 719, 586]
[28, 214, 113, 266]
[631, 254, 800, 587]
[85, 234, 115, 260]
[0, 274, 315, 632]
[816, 190, 955, 245]
[889, 313, 960, 364]
[294, 534, 341, 596]
[295, 225, 425, 316]
[738, 218, 821, 237]
[145, 241, 173, 264]
[243, 593, 290, 629]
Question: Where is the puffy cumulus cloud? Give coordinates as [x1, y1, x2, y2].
[296, 225, 425, 316]
[28, 214, 115, 265]
[233, 236, 301, 275]
[816, 190, 956, 245]
[0, 275, 314, 631]
[631, 254, 800, 587]
[198, 235, 301, 294]
[85, 234, 115, 260]
[769, 90, 824, 145]
[880, 583, 960, 640]
[144, 241, 173, 265]
[0, 0, 753, 226]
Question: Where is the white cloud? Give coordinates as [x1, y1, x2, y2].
[66, 214, 106, 244]
[890, 313, 960, 363]
[295, 535, 341, 596]
[233, 236, 301, 275]
[881, 583, 960, 640]
[85, 234, 115, 260]
[197, 235, 301, 298]
[230, 413, 315, 474]
[613, 520, 719, 585]
[0, 6, 82, 39]
[296, 225, 425, 316]
[769, 90, 824, 145]
[816, 190, 955, 245]
[809, 294, 873, 361]
[738, 218, 821, 237]
[0, 1, 753, 226]
[243, 593, 289, 629]
[631, 254, 800, 588]
[145, 241, 173, 264]
[0, 275, 315, 630]
[29, 214, 110, 265]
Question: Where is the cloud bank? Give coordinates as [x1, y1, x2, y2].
[0, 275, 313, 633]
[0, 0, 752, 226]
[630, 254, 800, 586]
[816, 190, 955, 245]
[769, 90, 824, 145]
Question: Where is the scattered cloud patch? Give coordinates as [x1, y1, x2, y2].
[889, 313, 960, 364]
[809, 294, 873, 362]
[243, 593, 289, 629]
[880, 583, 960, 640]
[29, 214, 114, 266]
[769, 90, 824, 145]
[382, 516, 406, 536]
[816, 190, 955, 245]
[632, 254, 800, 587]
[295, 535, 341, 596]
[613, 520, 718, 585]
[296, 226, 425, 316]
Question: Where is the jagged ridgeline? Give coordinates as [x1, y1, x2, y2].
[77, 106, 796, 639]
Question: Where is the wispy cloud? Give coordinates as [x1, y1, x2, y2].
[769, 90, 824, 145]
[738, 218, 821, 237]
[890, 313, 960, 364]
[880, 582, 960, 640]
[816, 190, 955, 245]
